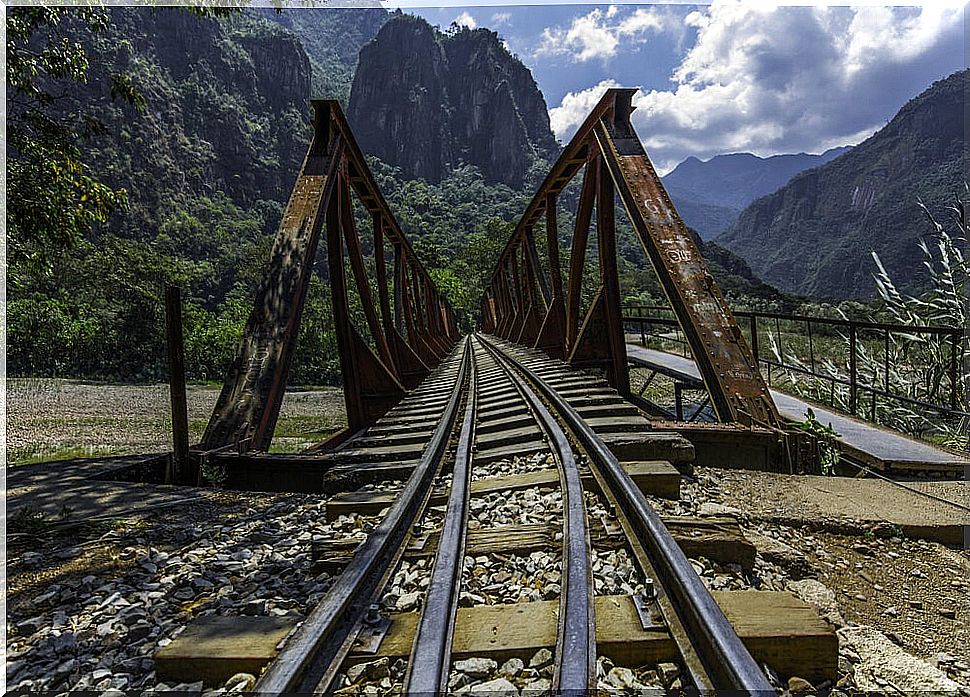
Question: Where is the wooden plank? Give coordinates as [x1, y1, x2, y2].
[321, 459, 422, 494]
[477, 414, 537, 435]
[366, 420, 438, 436]
[575, 403, 640, 418]
[381, 404, 447, 420]
[360, 592, 837, 683]
[477, 404, 530, 422]
[337, 442, 427, 463]
[478, 389, 524, 406]
[662, 516, 756, 569]
[602, 432, 694, 473]
[352, 431, 434, 449]
[556, 386, 619, 399]
[315, 516, 754, 570]
[476, 426, 545, 449]
[585, 415, 653, 433]
[155, 615, 295, 685]
[472, 440, 547, 465]
[324, 460, 680, 519]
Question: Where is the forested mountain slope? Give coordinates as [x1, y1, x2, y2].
[717, 69, 969, 299]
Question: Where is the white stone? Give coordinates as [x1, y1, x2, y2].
[396, 591, 422, 612]
[454, 657, 498, 678]
[499, 657, 524, 678]
[463, 677, 518, 695]
[786, 579, 845, 627]
[838, 625, 965, 694]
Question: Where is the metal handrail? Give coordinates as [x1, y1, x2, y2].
[623, 304, 964, 336]
[622, 305, 967, 422]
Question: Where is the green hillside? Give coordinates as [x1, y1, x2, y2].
[718, 70, 969, 299]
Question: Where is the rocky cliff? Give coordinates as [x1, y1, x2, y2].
[717, 69, 969, 299]
[348, 14, 558, 186]
[256, 5, 387, 102]
[77, 8, 312, 219]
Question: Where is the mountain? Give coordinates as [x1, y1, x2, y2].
[66, 9, 313, 229]
[717, 69, 969, 299]
[255, 6, 387, 103]
[347, 13, 558, 186]
[662, 147, 851, 239]
[8, 8, 319, 381]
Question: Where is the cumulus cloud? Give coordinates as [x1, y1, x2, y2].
[549, 79, 623, 138]
[453, 11, 476, 30]
[536, 5, 672, 62]
[548, 4, 965, 173]
[492, 12, 511, 26]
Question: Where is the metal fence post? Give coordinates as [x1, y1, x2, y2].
[849, 325, 858, 415]
[165, 285, 192, 485]
[749, 315, 759, 369]
[884, 329, 890, 393]
[950, 332, 959, 412]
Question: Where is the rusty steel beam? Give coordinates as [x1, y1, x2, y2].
[594, 90, 777, 426]
[201, 108, 344, 451]
[203, 100, 457, 452]
[481, 88, 779, 428]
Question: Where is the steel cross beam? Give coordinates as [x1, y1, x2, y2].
[202, 101, 457, 452]
[481, 88, 779, 428]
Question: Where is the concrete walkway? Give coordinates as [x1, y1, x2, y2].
[626, 343, 970, 474]
[6, 454, 201, 522]
[714, 468, 968, 545]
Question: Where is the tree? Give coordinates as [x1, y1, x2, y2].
[6, 7, 133, 279]
[6, 6, 236, 280]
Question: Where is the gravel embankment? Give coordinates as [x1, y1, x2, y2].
[6, 493, 358, 692]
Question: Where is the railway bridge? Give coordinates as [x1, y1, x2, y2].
[13, 89, 966, 694]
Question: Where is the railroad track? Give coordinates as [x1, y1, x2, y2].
[252, 333, 775, 694]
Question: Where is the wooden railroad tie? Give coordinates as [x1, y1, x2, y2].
[155, 592, 837, 686]
[312, 515, 757, 573]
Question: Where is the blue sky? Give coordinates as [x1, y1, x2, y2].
[391, 2, 967, 173]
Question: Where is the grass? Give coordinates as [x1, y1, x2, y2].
[9, 444, 125, 467]
[8, 379, 347, 465]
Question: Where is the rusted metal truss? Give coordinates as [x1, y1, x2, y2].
[481, 88, 779, 428]
[201, 100, 458, 452]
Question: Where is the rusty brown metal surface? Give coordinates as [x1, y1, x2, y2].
[202, 101, 457, 452]
[481, 88, 779, 428]
[201, 112, 343, 451]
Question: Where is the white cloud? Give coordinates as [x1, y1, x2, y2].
[548, 5, 965, 173]
[549, 79, 623, 138]
[453, 11, 477, 29]
[491, 11, 511, 25]
[536, 6, 673, 62]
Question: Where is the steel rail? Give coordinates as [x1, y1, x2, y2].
[253, 339, 470, 694]
[477, 336, 596, 694]
[403, 337, 479, 694]
[478, 334, 775, 695]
